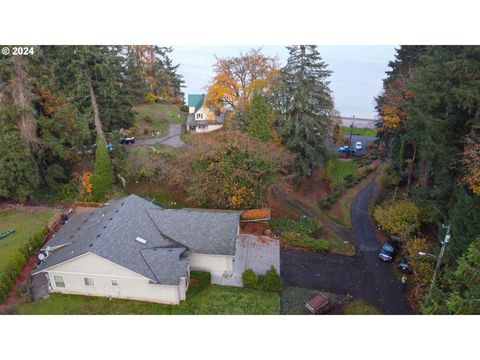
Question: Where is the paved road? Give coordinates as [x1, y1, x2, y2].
[281, 178, 413, 314]
[132, 124, 184, 148]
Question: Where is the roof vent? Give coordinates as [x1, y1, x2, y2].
[96, 234, 101, 238]
[135, 236, 147, 244]
[109, 217, 113, 221]
[89, 243, 93, 247]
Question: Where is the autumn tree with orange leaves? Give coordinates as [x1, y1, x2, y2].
[206, 48, 279, 112]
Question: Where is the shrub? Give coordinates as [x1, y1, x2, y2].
[242, 267, 284, 292]
[92, 136, 114, 202]
[0, 227, 48, 303]
[166, 130, 293, 209]
[261, 266, 284, 292]
[373, 199, 423, 238]
[145, 92, 159, 104]
[180, 104, 189, 113]
[242, 269, 258, 289]
[319, 189, 344, 209]
[191, 271, 211, 285]
[187, 271, 211, 297]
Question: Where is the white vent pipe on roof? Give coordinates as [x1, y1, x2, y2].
[136, 236, 147, 244]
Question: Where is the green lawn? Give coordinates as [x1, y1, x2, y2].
[124, 180, 191, 209]
[0, 209, 56, 272]
[327, 159, 358, 186]
[270, 217, 330, 251]
[132, 104, 187, 138]
[341, 127, 378, 137]
[13, 285, 280, 315]
[343, 299, 383, 315]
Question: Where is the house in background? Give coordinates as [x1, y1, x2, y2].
[186, 94, 224, 133]
[32, 195, 240, 305]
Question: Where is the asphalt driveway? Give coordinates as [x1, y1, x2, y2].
[212, 234, 280, 287]
[281, 178, 413, 315]
[132, 124, 184, 148]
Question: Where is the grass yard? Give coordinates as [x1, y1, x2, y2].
[343, 299, 383, 315]
[0, 209, 56, 272]
[133, 104, 187, 138]
[341, 127, 378, 137]
[270, 216, 330, 251]
[124, 181, 191, 209]
[13, 285, 280, 315]
[327, 159, 358, 186]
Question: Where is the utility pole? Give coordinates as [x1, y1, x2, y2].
[429, 223, 451, 294]
[347, 116, 354, 159]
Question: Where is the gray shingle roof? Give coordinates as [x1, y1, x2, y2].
[34, 195, 240, 284]
[34, 195, 187, 285]
[147, 209, 240, 255]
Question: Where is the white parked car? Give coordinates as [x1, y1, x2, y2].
[355, 141, 363, 151]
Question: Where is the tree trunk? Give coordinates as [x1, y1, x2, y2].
[406, 146, 417, 194]
[11, 55, 39, 151]
[11, 55, 40, 180]
[418, 154, 431, 189]
[87, 76, 105, 141]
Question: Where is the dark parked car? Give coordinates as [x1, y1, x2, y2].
[378, 239, 400, 262]
[338, 145, 356, 153]
[397, 257, 411, 273]
[120, 136, 135, 145]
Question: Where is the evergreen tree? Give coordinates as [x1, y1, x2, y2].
[49, 46, 135, 135]
[273, 45, 334, 175]
[154, 46, 184, 103]
[91, 136, 114, 202]
[0, 106, 38, 201]
[445, 236, 480, 314]
[422, 236, 480, 315]
[245, 90, 274, 142]
[124, 49, 149, 104]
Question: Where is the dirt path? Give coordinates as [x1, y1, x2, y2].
[272, 187, 354, 243]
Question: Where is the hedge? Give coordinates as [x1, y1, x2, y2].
[242, 266, 283, 293]
[0, 227, 48, 303]
[187, 271, 211, 297]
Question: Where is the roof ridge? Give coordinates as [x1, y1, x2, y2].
[144, 209, 189, 251]
[138, 250, 160, 283]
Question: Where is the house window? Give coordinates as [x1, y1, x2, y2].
[84, 277, 95, 286]
[111, 279, 119, 286]
[196, 113, 203, 120]
[53, 275, 66, 288]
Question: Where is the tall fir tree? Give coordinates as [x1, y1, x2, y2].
[123, 48, 149, 104]
[91, 136, 114, 202]
[273, 45, 334, 175]
[245, 90, 274, 142]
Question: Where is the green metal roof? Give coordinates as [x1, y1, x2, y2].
[188, 94, 205, 112]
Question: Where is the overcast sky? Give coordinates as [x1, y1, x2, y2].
[172, 45, 397, 119]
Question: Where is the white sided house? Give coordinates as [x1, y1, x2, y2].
[33, 195, 240, 305]
[186, 94, 224, 133]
